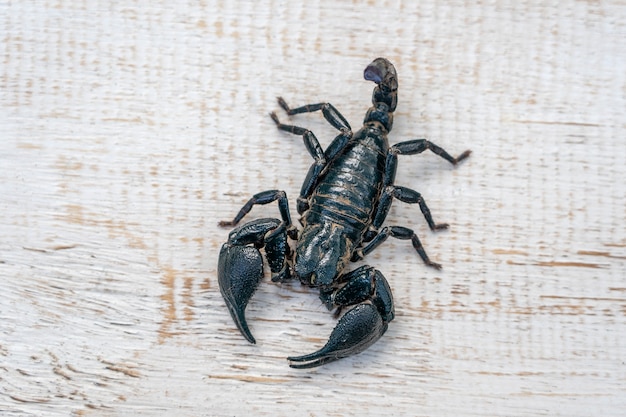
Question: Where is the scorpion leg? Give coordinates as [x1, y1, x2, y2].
[391, 139, 471, 166]
[288, 266, 394, 369]
[353, 225, 442, 270]
[363, 149, 449, 243]
[270, 111, 352, 214]
[218, 189, 292, 229]
[371, 146, 461, 231]
[371, 185, 450, 233]
[276, 97, 351, 132]
[218, 218, 291, 344]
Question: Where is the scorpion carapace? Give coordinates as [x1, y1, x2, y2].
[218, 58, 471, 368]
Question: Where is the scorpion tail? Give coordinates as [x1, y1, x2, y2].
[363, 58, 398, 132]
[218, 243, 264, 344]
[287, 303, 388, 369]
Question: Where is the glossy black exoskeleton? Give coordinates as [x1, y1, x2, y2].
[218, 58, 470, 368]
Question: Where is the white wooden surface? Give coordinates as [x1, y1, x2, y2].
[1, 1, 625, 416]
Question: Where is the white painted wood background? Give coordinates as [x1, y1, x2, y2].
[1, 1, 625, 416]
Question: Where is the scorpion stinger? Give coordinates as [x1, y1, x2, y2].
[218, 58, 470, 368]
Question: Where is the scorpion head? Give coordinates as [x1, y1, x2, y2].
[363, 58, 398, 132]
[294, 222, 352, 287]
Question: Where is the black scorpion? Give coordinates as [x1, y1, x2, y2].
[218, 58, 470, 368]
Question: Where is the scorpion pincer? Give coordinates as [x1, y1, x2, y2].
[218, 58, 471, 368]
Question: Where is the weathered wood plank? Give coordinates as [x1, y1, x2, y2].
[1, 1, 625, 416]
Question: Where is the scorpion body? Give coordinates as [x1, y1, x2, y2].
[218, 58, 470, 368]
[295, 126, 387, 286]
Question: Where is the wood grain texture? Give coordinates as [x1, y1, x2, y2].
[1, 1, 625, 416]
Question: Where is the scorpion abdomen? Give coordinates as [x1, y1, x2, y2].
[304, 126, 387, 241]
[294, 126, 388, 287]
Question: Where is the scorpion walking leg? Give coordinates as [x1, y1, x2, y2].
[369, 146, 459, 235]
[218, 218, 292, 344]
[276, 97, 352, 132]
[219, 189, 292, 228]
[391, 139, 471, 165]
[354, 225, 442, 270]
[371, 185, 450, 233]
[270, 110, 352, 214]
[288, 266, 394, 369]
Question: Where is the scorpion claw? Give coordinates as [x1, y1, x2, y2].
[287, 303, 388, 369]
[218, 243, 264, 344]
